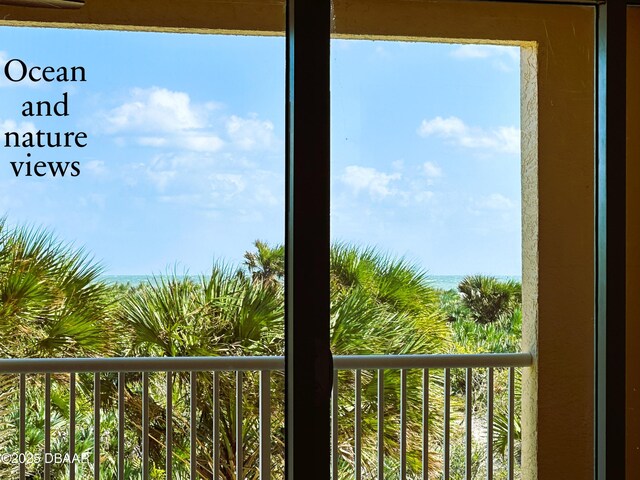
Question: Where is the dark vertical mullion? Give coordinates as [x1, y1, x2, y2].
[595, 2, 626, 480]
[285, 0, 332, 479]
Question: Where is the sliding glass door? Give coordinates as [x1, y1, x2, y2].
[0, 1, 628, 479]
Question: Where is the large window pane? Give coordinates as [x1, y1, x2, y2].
[330, 37, 522, 478]
[0, 27, 285, 479]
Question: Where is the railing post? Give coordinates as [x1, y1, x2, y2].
[44, 373, 51, 480]
[142, 372, 149, 480]
[19, 373, 26, 480]
[378, 369, 385, 480]
[332, 370, 339, 480]
[487, 368, 494, 480]
[508, 367, 515, 480]
[189, 371, 196, 480]
[213, 371, 220, 480]
[166, 371, 172, 480]
[400, 369, 407, 480]
[93, 373, 100, 480]
[260, 370, 271, 480]
[444, 368, 451, 480]
[355, 369, 362, 480]
[422, 369, 429, 480]
[236, 371, 243, 480]
[118, 372, 125, 480]
[70, 373, 76, 480]
[465, 368, 472, 480]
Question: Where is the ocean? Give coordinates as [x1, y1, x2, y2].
[101, 274, 522, 291]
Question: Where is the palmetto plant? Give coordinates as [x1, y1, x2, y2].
[0, 221, 521, 479]
[457, 275, 521, 325]
[112, 265, 284, 479]
[0, 218, 117, 359]
[110, 243, 453, 479]
[328, 244, 452, 479]
[0, 219, 120, 479]
[443, 278, 524, 478]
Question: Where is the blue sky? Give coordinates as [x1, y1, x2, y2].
[0, 28, 520, 276]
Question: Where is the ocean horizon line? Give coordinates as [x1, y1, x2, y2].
[100, 273, 523, 291]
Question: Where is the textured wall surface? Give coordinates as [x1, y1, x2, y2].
[520, 44, 539, 480]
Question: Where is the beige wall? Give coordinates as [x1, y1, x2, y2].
[0, 0, 285, 34]
[627, 7, 640, 480]
[0, 1, 597, 478]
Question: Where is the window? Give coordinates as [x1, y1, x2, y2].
[0, 1, 627, 478]
[0, 4, 287, 478]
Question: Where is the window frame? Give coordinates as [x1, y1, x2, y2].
[0, 1, 629, 479]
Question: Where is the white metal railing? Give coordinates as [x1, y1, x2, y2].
[0, 353, 533, 480]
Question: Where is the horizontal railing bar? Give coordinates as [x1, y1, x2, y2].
[0, 356, 285, 373]
[333, 353, 533, 370]
[0, 353, 533, 374]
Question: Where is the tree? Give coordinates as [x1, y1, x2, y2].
[457, 275, 521, 324]
[243, 240, 284, 288]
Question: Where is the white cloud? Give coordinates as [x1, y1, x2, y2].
[105, 87, 205, 133]
[100, 89, 280, 155]
[418, 116, 520, 155]
[0, 118, 37, 137]
[129, 152, 216, 192]
[124, 150, 283, 216]
[157, 193, 203, 205]
[418, 116, 466, 137]
[450, 44, 519, 72]
[254, 185, 279, 206]
[423, 161, 442, 178]
[341, 165, 401, 200]
[147, 169, 176, 192]
[138, 137, 168, 147]
[208, 173, 246, 198]
[136, 155, 185, 191]
[180, 134, 224, 153]
[135, 133, 223, 153]
[413, 190, 434, 203]
[94, 90, 283, 212]
[101, 87, 226, 153]
[84, 160, 108, 176]
[475, 193, 515, 210]
[451, 44, 519, 60]
[336, 162, 443, 206]
[226, 114, 275, 151]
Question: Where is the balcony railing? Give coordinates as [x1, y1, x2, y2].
[0, 353, 533, 480]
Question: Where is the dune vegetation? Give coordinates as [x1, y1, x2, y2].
[0, 221, 522, 479]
